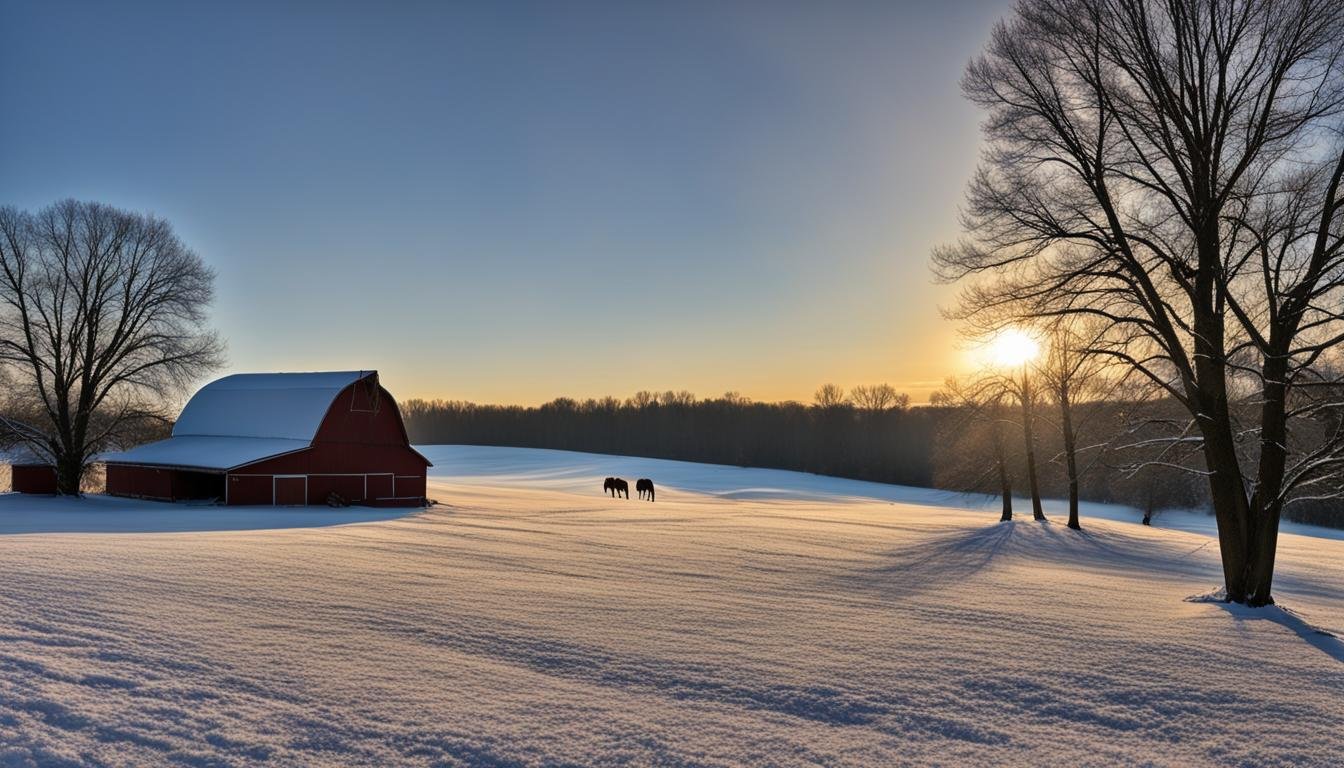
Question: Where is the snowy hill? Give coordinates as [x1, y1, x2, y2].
[0, 444, 1339, 765]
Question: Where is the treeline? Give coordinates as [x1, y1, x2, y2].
[402, 386, 1344, 530]
[402, 389, 938, 487]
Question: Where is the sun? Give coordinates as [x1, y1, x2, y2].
[988, 328, 1040, 368]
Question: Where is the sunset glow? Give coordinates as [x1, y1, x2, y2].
[987, 328, 1040, 368]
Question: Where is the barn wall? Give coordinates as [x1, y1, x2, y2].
[314, 381, 414, 447]
[105, 466, 223, 501]
[12, 465, 57, 494]
[106, 465, 175, 500]
[307, 474, 366, 505]
[240, 443, 427, 478]
[226, 474, 274, 505]
[394, 474, 425, 499]
[224, 471, 425, 506]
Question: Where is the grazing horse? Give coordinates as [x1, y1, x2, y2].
[603, 477, 629, 499]
[636, 478, 655, 501]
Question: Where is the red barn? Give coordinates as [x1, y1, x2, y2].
[11, 464, 58, 494]
[6, 449, 57, 495]
[2, 421, 58, 494]
[103, 371, 429, 506]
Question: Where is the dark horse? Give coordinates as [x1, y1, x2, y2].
[603, 477, 629, 499]
[636, 478, 655, 501]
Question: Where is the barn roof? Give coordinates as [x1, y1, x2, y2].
[1, 445, 51, 467]
[0, 418, 52, 467]
[101, 435, 312, 472]
[173, 371, 373, 441]
[101, 371, 380, 471]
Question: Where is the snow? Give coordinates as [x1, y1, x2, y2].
[0, 444, 51, 467]
[0, 444, 1340, 766]
[0, 492, 409, 534]
[98, 435, 311, 472]
[172, 371, 372, 441]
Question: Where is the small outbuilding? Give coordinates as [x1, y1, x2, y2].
[102, 370, 430, 506]
[1, 419, 58, 495]
[7, 449, 57, 495]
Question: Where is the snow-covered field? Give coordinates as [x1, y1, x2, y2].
[0, 445, 1340, 766]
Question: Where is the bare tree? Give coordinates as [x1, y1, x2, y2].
[627, 390, 658, 409]
[1001, 364, 1047, 521]
[813, 383, 850, 409]
[1036, 320, 1111, 529]
[934, 0, 1344, 605]
[661, 390, 698, 408]
[1106, 388, 1211, 525]
[934, 376, 1017, 521]
[719, 391, 752, 406]
[0, 200, 223, 494]
[851, 383, 910, 412]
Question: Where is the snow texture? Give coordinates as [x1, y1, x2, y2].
[100, 371, 373, 470]
[0, 444, 1339, 766]
[0, 492, 409, 534]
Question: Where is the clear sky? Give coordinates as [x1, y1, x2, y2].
[1, 0, 1011, 405]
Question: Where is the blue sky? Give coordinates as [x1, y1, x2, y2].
[1, 0, 1010, 404]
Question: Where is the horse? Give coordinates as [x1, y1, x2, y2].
[636, 478, 655, 501]
[603, 477, 629, 499]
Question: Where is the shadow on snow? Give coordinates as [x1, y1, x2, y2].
[0, 493, 414, 534]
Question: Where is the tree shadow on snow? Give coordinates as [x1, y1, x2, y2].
[839, 521, 1022, 596]
[1034, 521, 1222, 579]
[1188, 591, 1344, 665]
[0, 493, 415, 534]
[843, 519, 1233, 598]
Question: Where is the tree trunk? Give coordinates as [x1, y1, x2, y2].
[1019, 369, 1046, 521]
[1058, 382, 1081, 530]
[1243, 363, 1291, 607]
[997, 460, 1013, 522]
[54, 451, 82, 496]
[1198, 410, 1254, 603]
[1191, 224, 1253, 604]
[993, 416, 1012, 522]
[1243, 503, 1281, 606]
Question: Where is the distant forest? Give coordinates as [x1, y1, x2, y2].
[400, 389, 1343, 531]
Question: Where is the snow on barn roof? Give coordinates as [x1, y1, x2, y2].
[101, 371, 376, 472]
[1, 445, 51, 467]
[0, 418, 52, 466]
[173, 371, 373, 441]
[101, 435, 312, 472]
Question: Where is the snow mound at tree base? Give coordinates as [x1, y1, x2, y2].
[1185, 586, 1232, 603]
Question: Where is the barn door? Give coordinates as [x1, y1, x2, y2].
[273, 475, 307, 506]
[365, 473, 393, 502]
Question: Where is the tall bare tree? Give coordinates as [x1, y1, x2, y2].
[1003, 363, 1048, 521]
[934, 0, 1344, 605]
[1036, 320, 1110, 529]
[0, 200, 223, 494]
